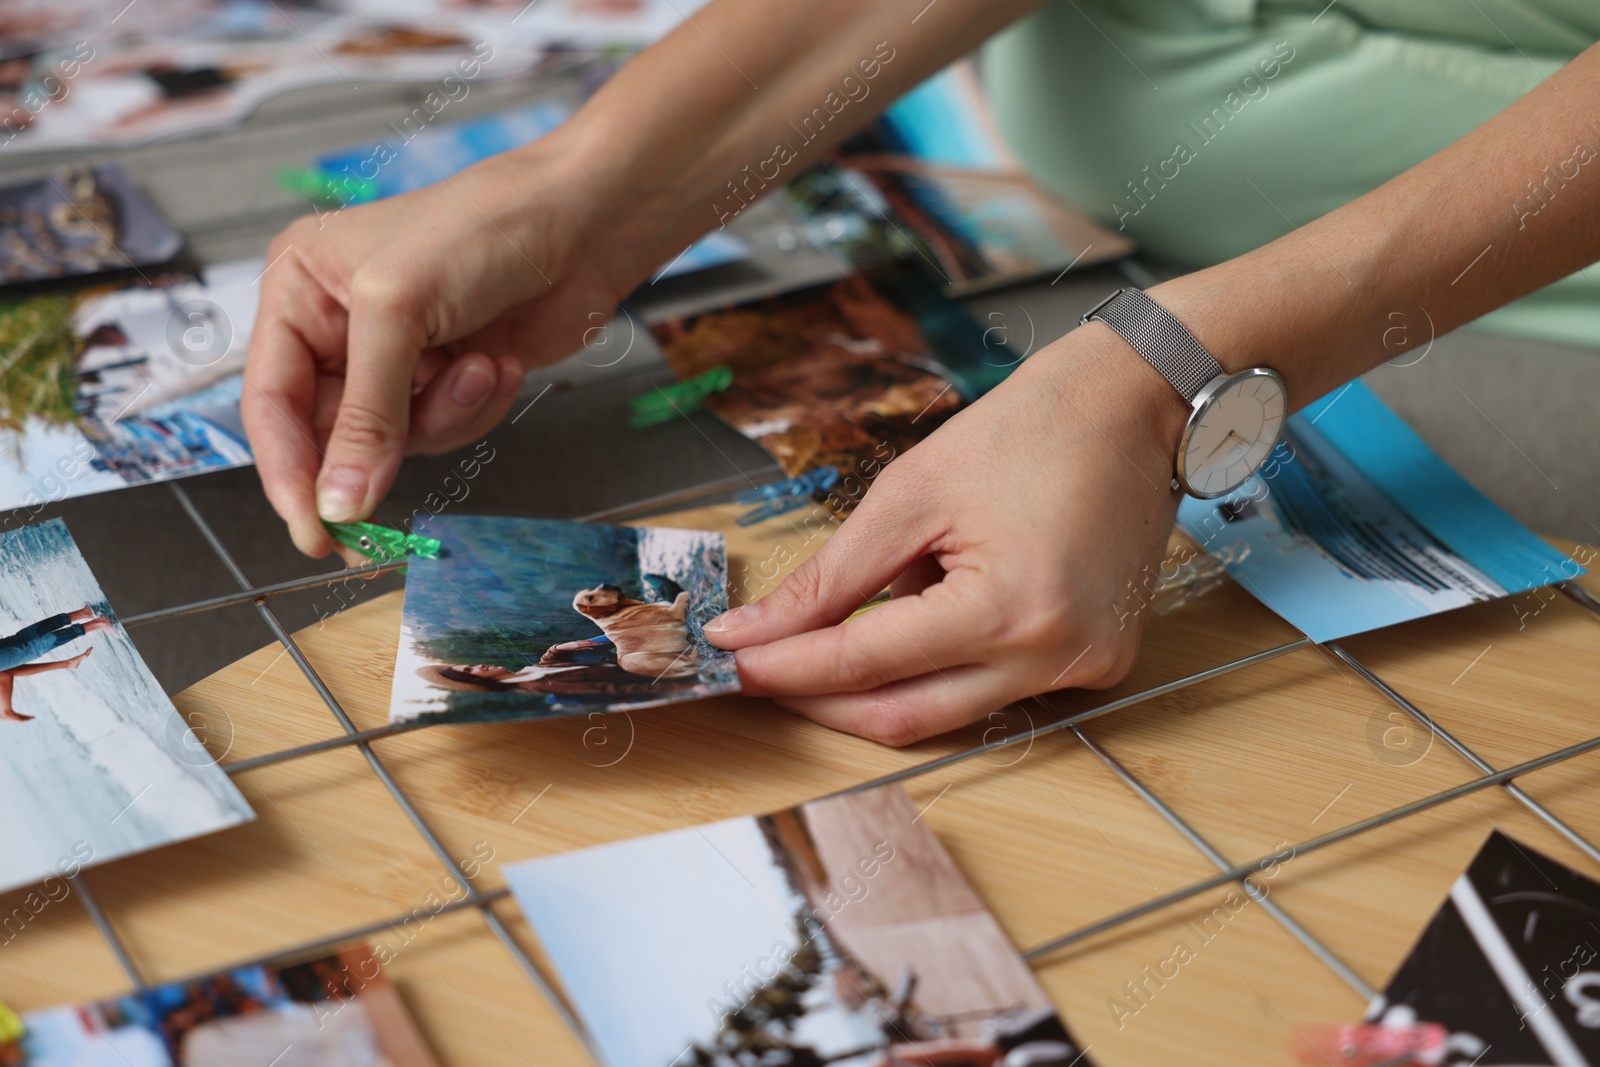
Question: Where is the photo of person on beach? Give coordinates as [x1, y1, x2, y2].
[0, 518, 251, 897]
[0, 604, 111, 721]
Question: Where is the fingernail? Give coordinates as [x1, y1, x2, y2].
[317, 466, 367, 523]
[451, 362, 495, 408]
[706, 603, 760, 632]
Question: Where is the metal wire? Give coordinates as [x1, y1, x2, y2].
[69, 875, 145, 989]
[1069, 726, 1376, 999]
[158, 888, 512, 989]
[222, 717, 435, 775]
[577, 466, 781, 521]
[1023, 725, 1600, 962]
[119, 558, 409, 627]
[1561, 579, 1600, 619]
[1329, 642, 1600, 866]
[225, 639, 1313, 782]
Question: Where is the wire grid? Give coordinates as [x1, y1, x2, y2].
[56, 473, 1600, 1060]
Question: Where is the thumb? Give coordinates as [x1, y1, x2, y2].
[316, 286, 423, 523]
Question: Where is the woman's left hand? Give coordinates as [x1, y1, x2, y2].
[705, 322, 1188, 746]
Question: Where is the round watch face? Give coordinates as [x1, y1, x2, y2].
[1176, 369, 1287, 498]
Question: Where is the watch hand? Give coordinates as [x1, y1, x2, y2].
[1205, 431, 1244, 461]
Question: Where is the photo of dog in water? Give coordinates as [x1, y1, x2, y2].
[388, 515, 739, 725]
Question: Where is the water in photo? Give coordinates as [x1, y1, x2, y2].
[389, 514, 739, 724]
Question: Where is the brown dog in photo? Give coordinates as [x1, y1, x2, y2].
[571, 584, 701, 679]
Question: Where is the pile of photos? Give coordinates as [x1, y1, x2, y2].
[0, 43, 1127, 515]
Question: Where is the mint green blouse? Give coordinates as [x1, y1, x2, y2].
[984, 0, 1600, 349]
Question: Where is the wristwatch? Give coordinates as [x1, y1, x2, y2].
[1082, 288, 1286, 499]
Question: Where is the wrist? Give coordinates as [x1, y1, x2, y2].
[499, 127, 626, 236]
[1062, 278, 1311, 499]
[1021, 322, 1189, 494]
[482, 127, 682, 290]
[1144, 253, 1393, 409]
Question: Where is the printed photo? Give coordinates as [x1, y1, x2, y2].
[651, 271, 1002, 505]
[389, 514, 739, 724]
[1177, 381, 1580, 643]
[430, 0, 715, 49]
[3, 943, 439, 1066]
[0, 165, 182, 286]
[0, 519, 252, 896]
[873, 60, 1017, 172]
[0, 3, 542, 153]
[786, 159, 1131, 297]
[319, 98, 577, 201]
[1364, 831, 1600, 1065]
[1, 0, 709, 154]
[505, 782, 1095, 1067]
[854, 158, 1134, 296]
[317, 93, 747, 281]
[0, 259, 259, 518]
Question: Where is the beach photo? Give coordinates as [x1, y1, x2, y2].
[505, 783, 1093, 1067]
[6, 943, 439, 1066]
[389, 514, 739, 724]
[1177, 382, 1580, 643]
[0, 519, 252, 896]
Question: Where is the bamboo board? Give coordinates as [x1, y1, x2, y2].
[3, 502, 1597, 1067]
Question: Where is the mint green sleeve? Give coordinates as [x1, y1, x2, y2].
[983, 0, 1600, 350]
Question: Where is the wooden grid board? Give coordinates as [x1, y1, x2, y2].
[2, 492, 1597, 1067]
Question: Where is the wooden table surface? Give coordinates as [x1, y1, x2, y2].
[5, 502, 1599, 1067]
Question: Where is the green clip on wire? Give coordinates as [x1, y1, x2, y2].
[629, 365, 733, 428]
[323, 521, 441, 564]
[0, 998, 23, 1044]
[277, 166, 378, 205]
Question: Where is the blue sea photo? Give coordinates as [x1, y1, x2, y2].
[1178, 381, 1579, 643]
[389, 515, 740, 724]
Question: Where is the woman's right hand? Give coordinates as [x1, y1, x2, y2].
[241, 140, 662, 557]
[239, 0, 1053, 560]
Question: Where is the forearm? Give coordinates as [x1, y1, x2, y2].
[1155, 41, 1600, 408]
[522, 0, 1045, 269]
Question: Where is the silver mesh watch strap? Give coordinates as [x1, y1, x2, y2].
[1081, 288, 1221, 402]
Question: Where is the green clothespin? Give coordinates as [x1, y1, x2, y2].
[629, 365, 733, 428]
[323, 521, 441, 564]
[0, 998, 23, 1044]
[277, 166, 378, 205]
